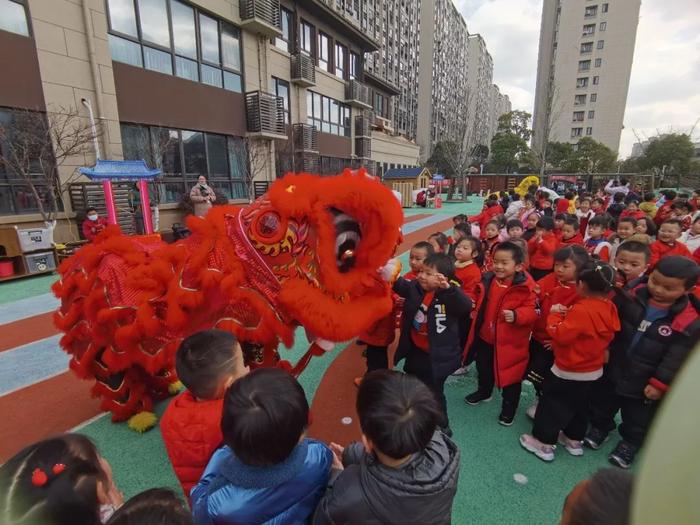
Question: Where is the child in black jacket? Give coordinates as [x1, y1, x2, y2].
[393, 253, 472, 433]
[586, 256, 700, 468]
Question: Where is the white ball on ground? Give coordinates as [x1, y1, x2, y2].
[513, 473, 528, 485]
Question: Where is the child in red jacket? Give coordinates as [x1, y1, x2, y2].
[620, 200, 646, 221]
[453, 236, 483, 302]
[161, 330, 249, 497]
[553, 213, 567, 241]
[559, 216, 584, 248]
[585, 215, 612, 262]
[528, 216, 558, 281]
[525, 246, 589, 418]
[649, 219, 691, 268]
[469, 199, 504, 239]
[481, 221, 501, 272]
[464, 242, 538, 425]
[520, 261, 619, 462]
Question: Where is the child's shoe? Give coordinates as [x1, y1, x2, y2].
[608, 440, 637, 469]
[558, 432, 584, 456]
[519, 434, 555, 462]
[526, 401, 538, 420]
[583, 427, 610, 450]
[498, 410, 515, 426]
[464, 390, 492, 405]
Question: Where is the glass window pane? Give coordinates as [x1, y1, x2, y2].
[182, 131, 206, 174]
[227, 137, 247, 181]
[144, 46, 172, 74]
[201, 64, 222, 87]
[313, 93, 321, 118]
[223, 71, 242, 93]
[330, 100, 339, 124]
[221, 25, 241, 71]
[210, 180, 232, 199]
[322, 122, 330, 133]
[206, 134, 228, 175]
[161, 179, 185, 203]
[175, 56, 198, 81]
[0, 186, 14, 215]
[107, 0, 137, 37]
[138, 0, 171, 47]
[151, 128, 181, 174]
[121, 124, 150, 161]
[199, 14, 220, 64]
[109, 35, 143, 66]
[170, 0, 197, 58]
[323, 97, 330, 121]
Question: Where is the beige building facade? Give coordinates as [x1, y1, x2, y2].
[532, 0, 641, 155]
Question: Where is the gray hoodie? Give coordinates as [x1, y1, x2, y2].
[312, 430, 460, 525]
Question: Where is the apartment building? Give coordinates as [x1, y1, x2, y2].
[532, 0, 641, 155]
[464, 33, 493, 156]
[486, 84, 511, 143]
[0, 0, 421, 239]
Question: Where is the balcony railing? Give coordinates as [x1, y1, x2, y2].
[291, 53, 316, 87]
[344, 80, 372, 109]
[245, 91, 286, 139]
[239, 0, 282, 38]
[352, 157, 376, 175]
[293, 123, 318, 152]
[295, 151, 320, 173]
[354, 112, 373, 138]
[355, 137, 371, 158]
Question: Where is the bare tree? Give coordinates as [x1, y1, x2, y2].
[229, 138, 273, 202]
[534, 84, 564, 177]
[0, 106, 100, 228]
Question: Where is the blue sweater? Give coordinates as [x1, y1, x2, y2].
[191, 439, 332, 525]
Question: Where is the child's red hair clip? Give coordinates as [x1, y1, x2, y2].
[31, 468, 48, 487]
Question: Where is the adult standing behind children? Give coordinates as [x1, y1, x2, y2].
[82, 207, 109, 241]
[189, 175, 216, 217]
[313, 370, 460, 525]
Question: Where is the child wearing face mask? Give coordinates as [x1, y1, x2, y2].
[82, 207, 109, 242]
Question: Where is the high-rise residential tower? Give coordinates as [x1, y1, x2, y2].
[532, 0, 641, 155]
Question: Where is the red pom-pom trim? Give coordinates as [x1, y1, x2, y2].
[52, 463, 66, 475]
[31, 468, 48, 487]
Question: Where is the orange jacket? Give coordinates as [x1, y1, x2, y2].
[161, 391, 224, 497]
[649, 240, 692, 269]
[546, 297, 620, 374]
[532, 273, 579, 343]
[527, 232, 558, 270]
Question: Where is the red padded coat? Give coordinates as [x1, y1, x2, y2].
[465, 271, 538, 387]
[161, 391, 224, 497]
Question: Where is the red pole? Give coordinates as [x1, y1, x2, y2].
[102, 180, 117, 225]
[138, 179, 154, 234]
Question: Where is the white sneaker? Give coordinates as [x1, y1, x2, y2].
[519, 434, 555, 462]
[526, 402, 538, 420]
[451, 366, 469, 376]
[558, 432, 584, 456]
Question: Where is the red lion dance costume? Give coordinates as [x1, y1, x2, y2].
[53, 171, 403, 430]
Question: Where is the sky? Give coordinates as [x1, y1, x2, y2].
[455, 0, 700, 158]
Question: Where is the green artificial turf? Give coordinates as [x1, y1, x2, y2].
[0, 273, 58, 305]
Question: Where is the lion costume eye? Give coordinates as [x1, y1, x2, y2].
[253, 211, 284, 241]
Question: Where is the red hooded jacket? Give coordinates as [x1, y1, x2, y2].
[469, 204, 504, 238]
[465, 271, 537, 387]
[649, 240, 692, 269]
[161, 391, 224, 497]
[528, 231, 558, 270]
[532, 273, 579, 343]
[558, 233, 584, 248]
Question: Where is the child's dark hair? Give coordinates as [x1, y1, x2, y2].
[452, 214, 464, 224]
[523, 194, 535, 205]
[643, 192, 655, 202]
[578, 261, 616, 293]
[592, 197, 604, 206]
[456, 236, 484, 266]
[554, 213, 568, 222]
[86, 207, 97, 214]
[671, 200, 690, 212]
[637, 216, 657, 236]
[536, 216, 555, 231]
[564, 190, 575, 200]
[412, 241, 435, 255]
[661, 189, 677, 200]
[484, 219, 501, 233]
[175, 330, 240, 400]
[494, 241, 525, 265]
[357, 370, 442, 459]
[0, 434, 108, 525]
[617, 217, 637, 229]
[588, 215, 610, 229]
[613, 192, 625, 203]
[554, 245, 589, 273]
[626, 199, 640, 207]
[428, 232, 448, 251]
[661, 218, 683, 229]
[453, 222, 472, 237]
[655, 256, 700, 289]
[506, 219, 523, 232]
[423, 253, 455, 280]
[616, 240, 651, 262]
[564, 468, 633, 525]
[221, 368, 308, 466]
[563, 215, 580, 230]
[485, 200, 498, 208]
[106, 488, 193, 525]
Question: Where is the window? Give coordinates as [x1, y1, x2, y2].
[581, 42, 593, 54]
[599, 21, 607, 31]
[593, 76, 600, 85]
[590, 93, 598, 102]
[586, 127, 593, 136]
[588, 110, 595, 119]
[275, 7, 293, 52]
[576, 77, 589, 88]
[573, 111, 585, 122]
[335, 43, 347, 79]
[350, 52, 360, 79]
[579, 60, 591, 71]
[602, 3, 609, 13]
[106, 1, 243, 92]
[300, 21, 314, 56]
[121, 123, 248, 202]
[597, 40, 605, 49]
[575, 94, 586, 105]
[583, 24, 596, 36]
[595, 58, 602, 67]
[374, 92, 389, 119]
[307, 91, 351, 136]
[272, 77, 290, 124]
[585, 5, 598, 17]
[571, 128, 583, 138]
[318, 32, 331, 71]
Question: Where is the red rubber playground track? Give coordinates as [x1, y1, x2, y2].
[0, 213, 452, 462]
